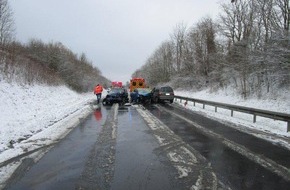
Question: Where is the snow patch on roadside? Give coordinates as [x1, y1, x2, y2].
[175, 88, 290, 139]
[0, 81, 95, 153]
[0, 81, 96, 188]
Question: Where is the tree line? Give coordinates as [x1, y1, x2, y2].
[0, 0, 109, 92]
[133, 0, 289, 98]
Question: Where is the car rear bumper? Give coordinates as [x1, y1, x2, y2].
[159, 95, 174, 100]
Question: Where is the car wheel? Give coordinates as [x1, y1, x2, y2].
[170, 99, 173, 103]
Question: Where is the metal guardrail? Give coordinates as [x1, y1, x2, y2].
[174, 95, 290, 132]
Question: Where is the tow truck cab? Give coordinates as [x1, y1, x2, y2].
[129, 78, 146, 92]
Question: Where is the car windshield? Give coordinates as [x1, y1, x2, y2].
[160, 87, 173, 92]
[137, 88, 151, 93]
[110, 88, 123, 93]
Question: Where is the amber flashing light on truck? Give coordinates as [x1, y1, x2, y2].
[130, 78, 146, 92]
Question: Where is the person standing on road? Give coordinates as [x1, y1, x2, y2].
[94, 84, 103, 104]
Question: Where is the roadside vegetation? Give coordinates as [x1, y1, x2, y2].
[1, 40, 110, 92]
[133, 0, 290, 99]
[0, 0, 109, 93]
[1, 0, 289, 97]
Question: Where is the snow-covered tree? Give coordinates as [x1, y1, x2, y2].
[0, 0, 15, 46]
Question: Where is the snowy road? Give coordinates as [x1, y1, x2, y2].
[3, 103, 290, 189]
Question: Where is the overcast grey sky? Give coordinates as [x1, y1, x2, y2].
[10, 0, 222, 84]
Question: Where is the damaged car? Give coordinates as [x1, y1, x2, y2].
[102, 88, 129, 105]
[130, 88, 152, 105]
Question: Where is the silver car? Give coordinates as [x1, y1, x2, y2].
[152, 86, 174, 103]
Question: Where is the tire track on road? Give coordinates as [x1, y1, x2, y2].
[76, 104, 119, 190]
[136, 105, 220, 190]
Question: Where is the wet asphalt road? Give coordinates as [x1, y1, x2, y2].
[5, 104, 187, 190]
[4, 103, 290, 190]
[110, 106, 178, 190]
[6, 105, 107, 190]
[148, 103, 290, 190]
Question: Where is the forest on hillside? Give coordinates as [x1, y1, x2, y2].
[0, 0, 109, 92]
[133, 0, 290, 98]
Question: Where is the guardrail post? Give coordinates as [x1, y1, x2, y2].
[253, 114, 256, 123]
[215, 106, 217, 112]
[287, 121, 290, 132]
[203, 104, 205, 109]
[231, 110, 233, 117]
[194, 101, 195, 106]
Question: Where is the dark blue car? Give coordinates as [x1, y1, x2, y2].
[102, 88, 129, 105]
[130, 88, 152, 104]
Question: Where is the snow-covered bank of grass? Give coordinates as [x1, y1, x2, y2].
[175, 87, 290, 113]
[0, 81, 96, 153]
[175, 87, 290, 144]
[0, 80, 96, 187]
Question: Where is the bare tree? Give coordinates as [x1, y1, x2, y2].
[158, 41, 174, 81]
[170, 23, 187, 73]
[0, 0, 15, 46]
[219, 0, 257, 97]
[131, 0, 289, 96]
[275, 0, 289, 31]
[182, 33, 196, 75]
[188, 17, 217, 77]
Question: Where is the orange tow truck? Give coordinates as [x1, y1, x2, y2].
[129, 78, 146, 92]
